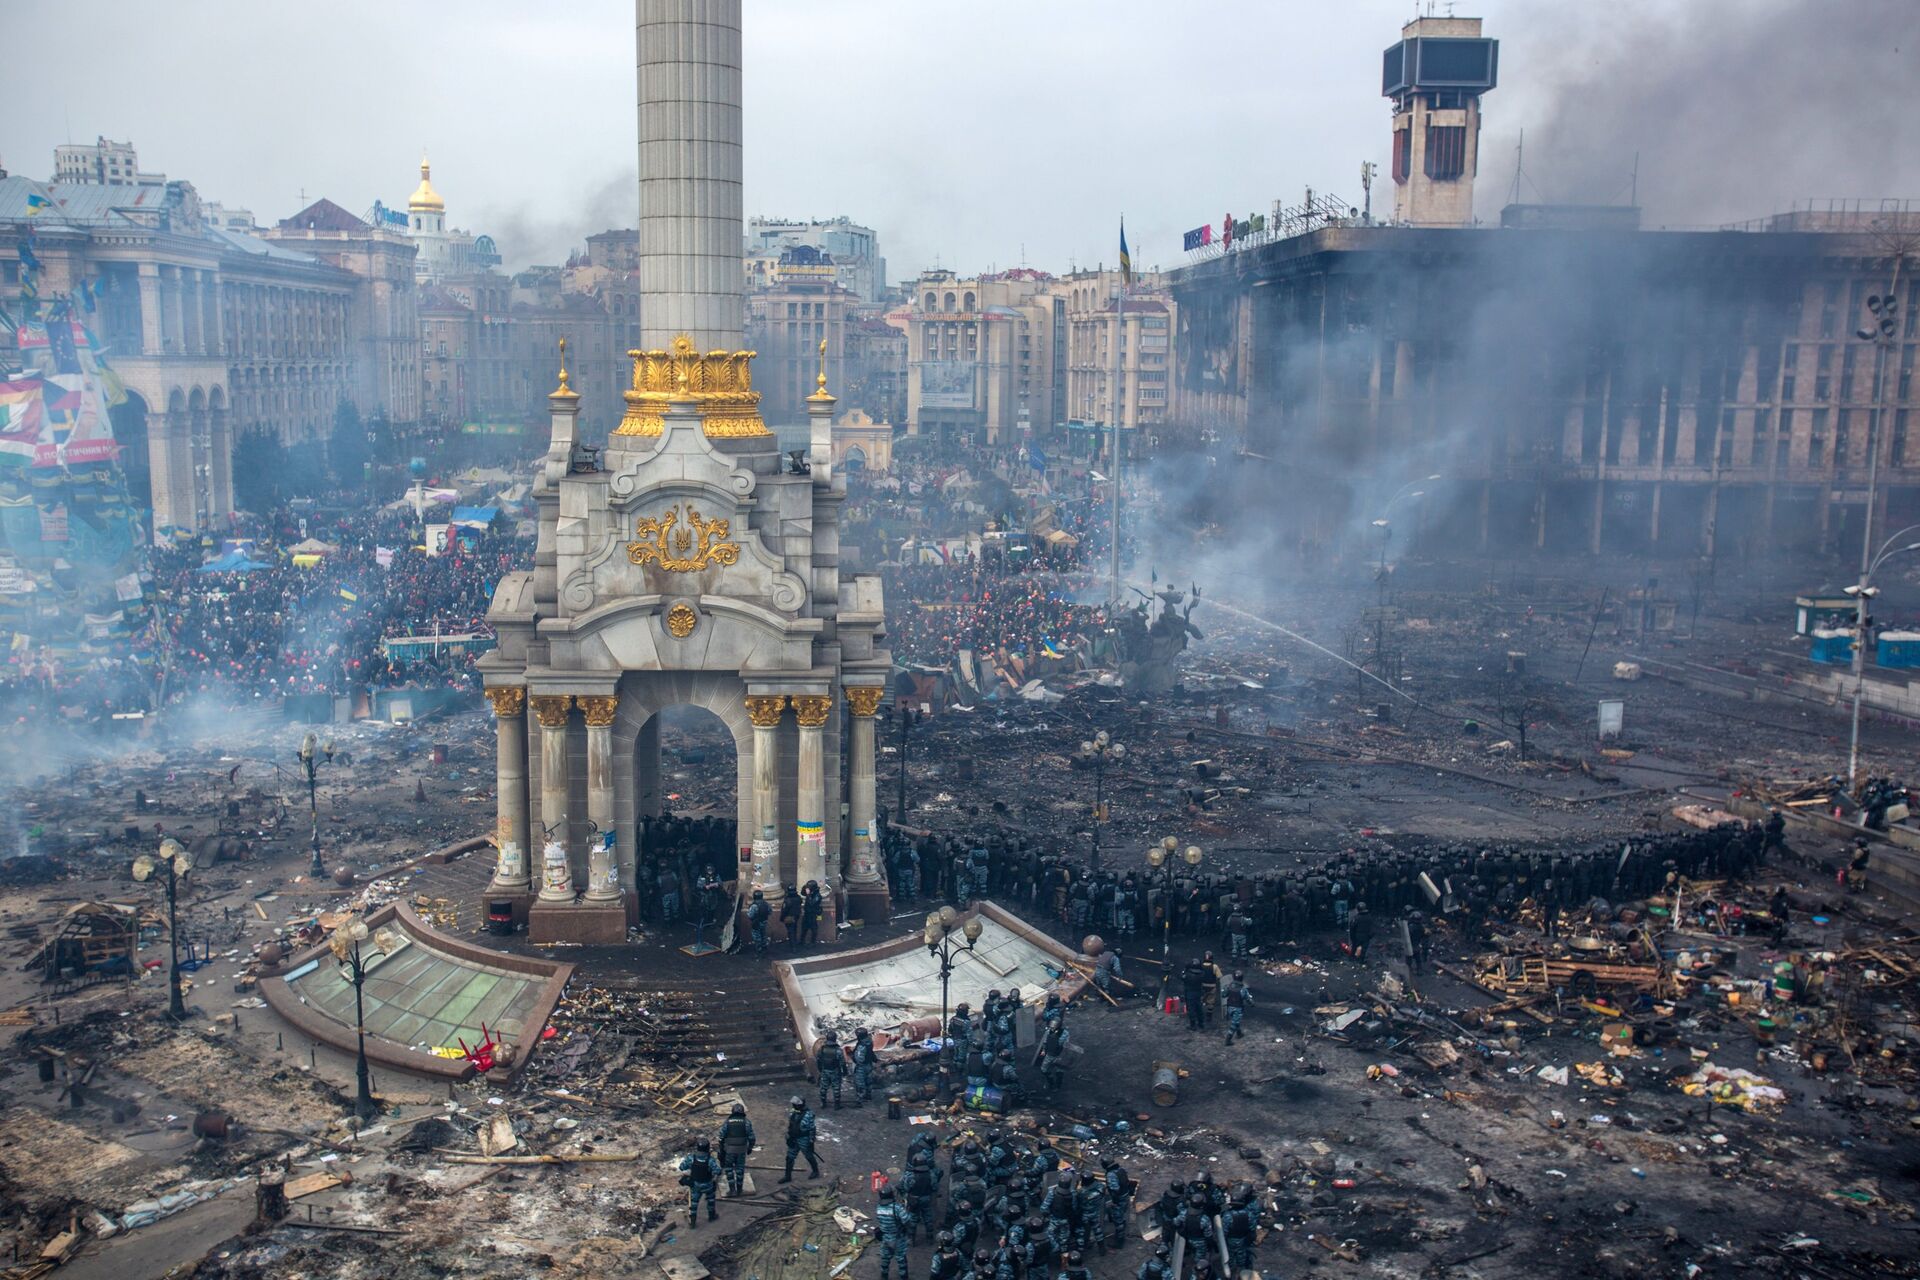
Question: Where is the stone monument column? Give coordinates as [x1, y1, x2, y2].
[485, 686, 530, 892]
[744, 694, 787, 902]
[532, 695, 575, 901]
[792, 693, 832, 937]
[844, 686, 883, 886]
[579, 693, 622, 902]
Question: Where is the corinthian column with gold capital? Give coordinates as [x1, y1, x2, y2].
[531, 694, 576, 901]
[744, 694, 787, 903]
[579, 694, 622, 902]
[844, 686, 884, 888]
[486, 686, 531, 893]
[792, 693, 832, 938]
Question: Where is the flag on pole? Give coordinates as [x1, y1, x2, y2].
[24, 192, 53, 216]
[1118, 219, 1133, 288]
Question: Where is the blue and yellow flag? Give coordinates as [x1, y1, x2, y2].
[1118, 219, 1133, 288]
[25, 192, 53, 216]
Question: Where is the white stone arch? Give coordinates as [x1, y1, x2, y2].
[608, 670, 756, 895]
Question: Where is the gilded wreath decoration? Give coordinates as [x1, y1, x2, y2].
[665, 602, 698, 638]
[627, 503, 741, 572]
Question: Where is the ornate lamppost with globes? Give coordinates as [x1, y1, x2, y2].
[924, 906, 983, 1099]
[132, 836, 193, 1019]
[296, 731, 336, 879]
[1146, 836, 1203, 1003]
[1080, 730, 1125, 873]
[328, 915, 401, 1123]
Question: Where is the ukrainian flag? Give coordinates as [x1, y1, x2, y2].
[1119, 219, 1132, 288]
[338, 587, 358, 603]
[25, 192, 53, 216]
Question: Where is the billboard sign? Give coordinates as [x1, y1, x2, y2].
[919, 360, 976, 410]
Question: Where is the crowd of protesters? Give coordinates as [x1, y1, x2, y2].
[1, 493, 527, 723]
[842, 442, 1143, 671]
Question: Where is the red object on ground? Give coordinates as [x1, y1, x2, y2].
[541, 1025, 558, 1040]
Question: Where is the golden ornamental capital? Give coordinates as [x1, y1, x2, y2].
[530, 694, 574, 728]
[578, 694, 619, 727]
[844, 686, 885, 718]
[744, 694, 788, 728]
[485, 686, 526, 719]
[792, 694, 833, 728]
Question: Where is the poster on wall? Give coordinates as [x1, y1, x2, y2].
[919, 360, 977, 410]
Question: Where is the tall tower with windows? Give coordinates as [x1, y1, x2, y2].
[1382, 16, 1498, 227]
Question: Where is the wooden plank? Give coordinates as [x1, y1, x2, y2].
[285, 1170, 350, 1199]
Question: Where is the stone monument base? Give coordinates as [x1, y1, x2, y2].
[845, 879, 890, 929]
[480, 888, 533, 930]
[529, 899, 628, 945]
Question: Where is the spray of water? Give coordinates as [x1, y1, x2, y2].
[1202, 593, 1423, 707]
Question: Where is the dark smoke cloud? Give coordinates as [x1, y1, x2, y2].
[1481, 0, 1916, 226]
[479, 171, 638, 274]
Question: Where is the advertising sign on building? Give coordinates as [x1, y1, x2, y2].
[919, 360, 977, 410]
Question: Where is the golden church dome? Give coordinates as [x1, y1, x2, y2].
[408, 157, 445, 214]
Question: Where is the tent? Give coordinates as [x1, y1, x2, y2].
[287, 537, 338, 556]
[197, 549, 270, 573]
[450, 506, 498, 531]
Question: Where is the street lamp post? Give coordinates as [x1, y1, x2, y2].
[133, 837, 193, 1020]
[924, 906, 983, 1100]
[296, 731, 335, 879]
[1845, 525, 1920, 787]
[897, 704, 917, 820]
[329, 916, 398, 1123]
[1146, 837, 1203, 1004]
[1081, 731, 1126, 874]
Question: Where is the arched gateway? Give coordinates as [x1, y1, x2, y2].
[477, 339, 891, 944]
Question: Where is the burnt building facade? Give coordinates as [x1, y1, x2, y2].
[1166, 206, 1920, 560]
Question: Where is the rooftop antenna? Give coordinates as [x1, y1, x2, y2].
[1630, 150, 1640, 207]
[1508, 129, 1525, 206]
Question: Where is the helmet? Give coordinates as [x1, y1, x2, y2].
[1232, 1181, 1254, 1204]
[1197, 1170, 1215, 1186]
[1058, 1171, 1075, 1186]
[1155, 1244, 1172, 1259]
[857, 1026, 871, 1038]
[986, 1129, 1002, 1143]
[937, 1231, 954, 1247]
[911, 1151, 931, 1167]
[1065, 1252, 1083, 1265]
[963, 1139, 980, 1153]
[731, 1102, 746, 1116]
[790, 1096, 805, 1109]
[825, 1029, 839, 1041]
[752, 888, 764, 899]
[1232, 971, 1244, 981]
[878, 1186, 895, 1199]
[695, 1137, 710, 1151]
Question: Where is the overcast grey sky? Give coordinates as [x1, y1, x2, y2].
[6, 1, 1911, 282]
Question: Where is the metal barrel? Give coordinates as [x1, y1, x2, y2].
[1152, 1065, 1179, 1107]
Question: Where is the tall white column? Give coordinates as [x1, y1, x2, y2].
[580, 694, 622, 902]
[487, 687, 531, 891]
[844, 687, 882, 885]
[533, 695, 575, 901]
[137, 264, 163, 356]
[635, 0, 744, 350]
[745, 694, 786, 902]
[792, 693, 832, 937]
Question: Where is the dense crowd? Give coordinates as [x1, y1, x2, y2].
[842, 444, 1141, 670]
[883, 819, 1785, 963]
[1, 495, 526, 722]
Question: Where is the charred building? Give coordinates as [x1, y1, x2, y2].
[1169, 203, 1919, 561]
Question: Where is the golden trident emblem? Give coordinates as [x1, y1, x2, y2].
[627, 503, 741, 572]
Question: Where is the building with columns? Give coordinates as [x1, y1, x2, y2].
[0, 174, 379, 533]
[905, 267, 1064, 444]
[745, 244, 855, 427]
[1059, 268, 1176, 444]
[477, 0, 890, 945]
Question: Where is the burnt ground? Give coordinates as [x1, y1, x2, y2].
[1, 559, 1917, 1279]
